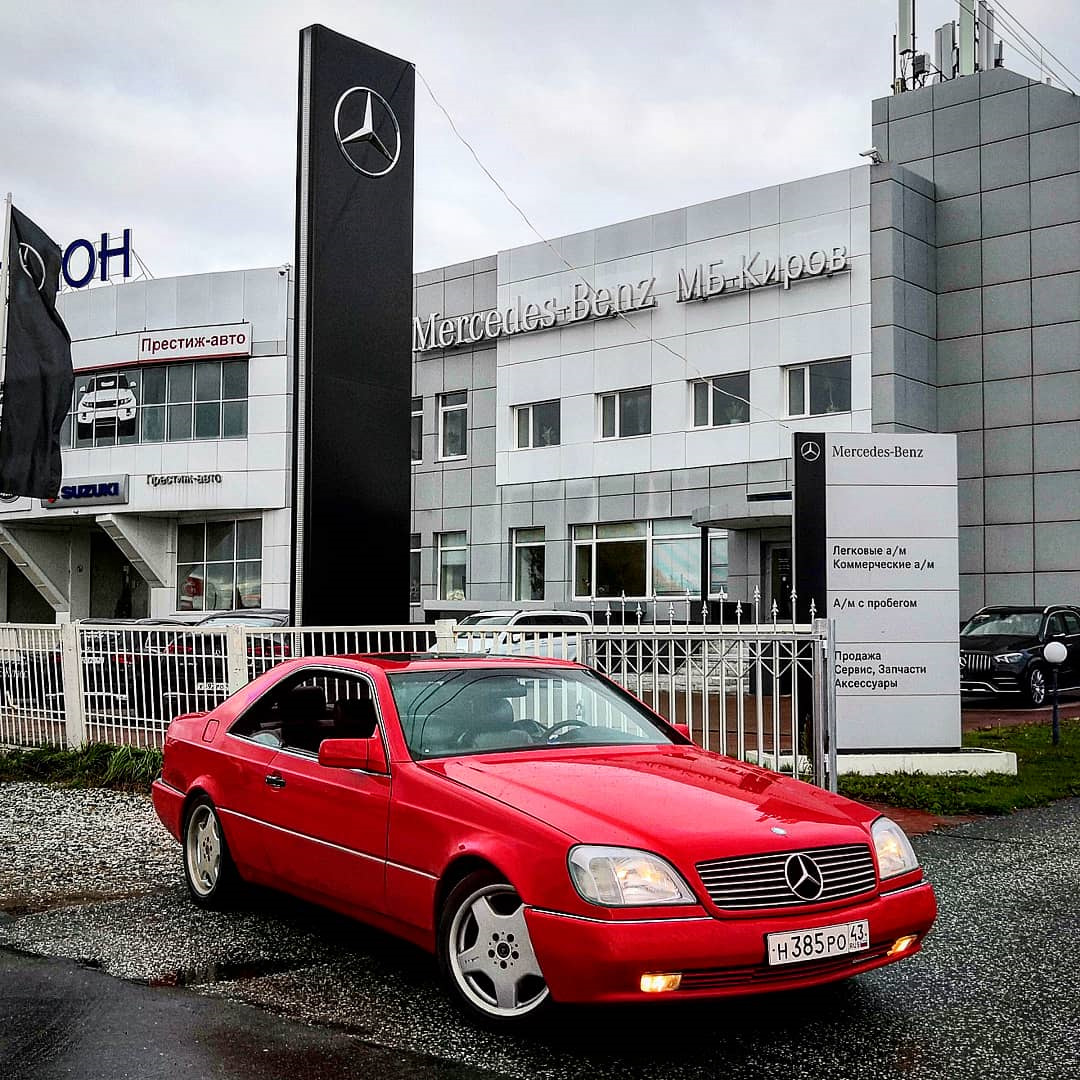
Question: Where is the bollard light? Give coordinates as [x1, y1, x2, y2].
[1042, 641, 1068, 747]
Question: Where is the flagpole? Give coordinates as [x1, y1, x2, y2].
[0, 192, 12, 401]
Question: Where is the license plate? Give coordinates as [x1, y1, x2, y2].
[195, 682, 228, 694]
[766, 919, 870, 966]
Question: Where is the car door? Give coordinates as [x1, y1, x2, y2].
[260, 669, 390, 914]
[1059, 612, 1080, 687]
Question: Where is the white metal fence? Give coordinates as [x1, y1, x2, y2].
[0, 615, 837, 789]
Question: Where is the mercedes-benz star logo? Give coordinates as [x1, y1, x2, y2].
[784, 852, 825, 901]
[800, 440, 821, 463]
[18, 242, 46, 292]
[333, 87, 401, 177]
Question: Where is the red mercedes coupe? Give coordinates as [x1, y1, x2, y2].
[152, 654, 936, 1024]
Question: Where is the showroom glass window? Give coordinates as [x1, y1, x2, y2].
[410, 533, 421, 605]
[437, 531, 467, 600]
[573, 519, 728, 600]
[599, 388, 651, 439]
[66, 360, 249, 448]
[176, 519, 262, 612]
[411, 397, 423, 463]
[514, 401, 561, 449]
[691, 373, 750, 427]
[439, 392, 467, 459]
[512, 528, 545, 601]
[786, 359, 851, 417]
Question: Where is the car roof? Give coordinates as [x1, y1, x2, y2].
[973, 605, 1076, 615]
[279, 652, 581, 673]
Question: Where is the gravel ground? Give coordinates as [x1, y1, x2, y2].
[1, 781, 1079, 1080]
[0, 783, 176, 913]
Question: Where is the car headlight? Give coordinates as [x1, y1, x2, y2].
[871, 817, 919, 880]
[568, 845, 696, 906]
[994, 652, 1025, 664]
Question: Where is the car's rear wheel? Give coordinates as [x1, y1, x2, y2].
[1024, 664, 1048, 707]
[438, 871, 550, 1025]
[183, 798, 240, 908]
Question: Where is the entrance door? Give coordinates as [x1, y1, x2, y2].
[90, 531, 148, 619]
[764, 543, 793, 622]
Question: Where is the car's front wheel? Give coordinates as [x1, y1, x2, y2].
[1024, 663, 1048, 707]
[183, 797, 241, 908]
[438, 871, 550, 1025]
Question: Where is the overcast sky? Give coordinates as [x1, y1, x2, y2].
[3, 0, 1077, 278]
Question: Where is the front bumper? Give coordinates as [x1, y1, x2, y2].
[525, 880, 937, 1003]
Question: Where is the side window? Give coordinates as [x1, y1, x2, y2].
[230, 671, 379, 752]
[1046, 614, 1067, 638]
[1062, 613, 1080, 636]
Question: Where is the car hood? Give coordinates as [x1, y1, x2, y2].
[961, 634, 1038, 654]
[423, 745, 875, 860]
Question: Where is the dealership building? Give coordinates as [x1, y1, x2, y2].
[0, 64, 1076, 625]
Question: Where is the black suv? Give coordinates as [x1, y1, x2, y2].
[960, 605, 1080, 706]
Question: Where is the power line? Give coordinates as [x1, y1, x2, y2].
[992, 0, 1080, 89]
[416, 69, 808, 432]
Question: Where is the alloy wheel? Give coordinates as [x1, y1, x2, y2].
[447, 883, 548, 1018]
[185, 803, 222, 897]
[1028, 666, 1047, 706]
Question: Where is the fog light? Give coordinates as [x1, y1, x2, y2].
[888, 935, 918, 957]
[640, 973, 682, 993]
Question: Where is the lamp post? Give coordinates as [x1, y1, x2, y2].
[1042, 640, 1068, 747]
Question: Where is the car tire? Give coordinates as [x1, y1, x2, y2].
[1023, 664, 1048, 708]
[437, 870, 550, 1026]
[182, 797, 241, 909]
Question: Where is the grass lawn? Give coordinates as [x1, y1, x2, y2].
[0, 742, 163, 792]
[839, 717, 1080, 816]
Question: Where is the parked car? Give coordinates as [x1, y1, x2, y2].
[960, 605, 1080, 706]
[152, 609, 292, 717]
[447, 610, 591, 660]
[153, 653, 936, 1025]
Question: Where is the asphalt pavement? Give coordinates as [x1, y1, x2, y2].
[1, 781, 1078, 1080]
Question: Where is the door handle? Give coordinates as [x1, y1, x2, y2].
[264, 773, 286, 789]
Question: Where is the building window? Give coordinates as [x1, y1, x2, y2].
[599, 387, 651, 439]
[411, 397, 423, 463]
[176, 518, 262, 612]
[438, 391, 468, 459]
[573, 519, 729, 600]
[691, 373, 750, 427]
[68, 360, 248, 449]
[514, 400, 560, 449]
[512, 528, 545, 601]
[437, 531, 467, 600]
[409, 533, 421, 605]
[786, 359, 851, 417]
[709, 535, 730, 596]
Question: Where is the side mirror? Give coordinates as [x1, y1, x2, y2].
[673, 722, 691, 740]
[318, 735, 388, 773]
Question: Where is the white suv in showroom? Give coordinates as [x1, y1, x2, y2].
[76, 373, 138, 438]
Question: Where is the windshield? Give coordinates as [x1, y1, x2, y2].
[457, 614, 514, 627]
[388, 666, 674, 759]
[962, 612, 1042, 638]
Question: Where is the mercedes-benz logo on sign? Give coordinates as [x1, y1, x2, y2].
[800, 440, 821, 463]
[333, 87, 401, 177]
[18, 242, 46, 292]
[784, 852, 825, 901]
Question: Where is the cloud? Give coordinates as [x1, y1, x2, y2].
[2, 0, 1076, 277]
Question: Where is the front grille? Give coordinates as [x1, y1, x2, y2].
[89, 398, 119, 408]
[696, 843, 877, 910]
[679, 943, 893, 990]
[961, 652, 992, 672]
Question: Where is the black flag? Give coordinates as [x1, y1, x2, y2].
[0, 205, 73, 498]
